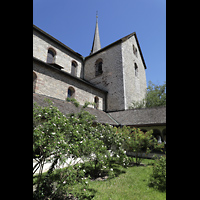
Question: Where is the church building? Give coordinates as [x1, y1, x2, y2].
[33, 16, 166, 145]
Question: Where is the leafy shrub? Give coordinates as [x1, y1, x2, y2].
[33, 100, 128, 199]
[149, 155, 166, 191]
[119, 126, 164, 165]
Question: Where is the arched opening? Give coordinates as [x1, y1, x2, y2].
[67, 87, 75, 99]
[95, 58, 103, 76]
[152, 129, 163, 153]
[71, 61, 78, 76]
[94, 96, 99, 109]
[33, 72, 37, 93]
[47, 48, 56, 63]
[153, 129, 162, 143]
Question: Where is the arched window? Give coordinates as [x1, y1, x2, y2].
[95, 58, 103, 76]
[71, 61, 78, 76]
[67, 87, 75, 99]
[134, 63, 138, 77]
[47, 48, 56, 63]
[33, 72, 37, 93]
[94, 96, 99, 109]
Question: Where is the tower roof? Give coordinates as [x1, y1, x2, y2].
[90, 14, 101, 55]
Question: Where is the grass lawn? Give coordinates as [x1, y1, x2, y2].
[88, 159, 166, 200]
[33, 158, 166, 199]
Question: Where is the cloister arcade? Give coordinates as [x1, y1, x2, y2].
[139, 125, 166, 152]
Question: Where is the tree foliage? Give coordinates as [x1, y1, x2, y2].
[146, 81, 166, 108]
[129, 81, 166, 109]
[117, 126, 164, 165]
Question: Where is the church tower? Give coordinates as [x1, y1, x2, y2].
[84, 16, 147, 112]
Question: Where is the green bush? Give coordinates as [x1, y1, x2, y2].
[149, 155, 166, 191]
[33, 100, 128, 199]
[118, 126, 164, 165]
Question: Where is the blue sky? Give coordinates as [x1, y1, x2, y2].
[33, 0, 166, 86]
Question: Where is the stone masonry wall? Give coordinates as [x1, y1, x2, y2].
[33, 60, 106, 110]
[121, 35, 147, 109]
[33, 29, 84, 78]
[84, 43, 125, 112]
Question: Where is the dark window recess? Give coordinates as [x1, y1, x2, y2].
[94, 96, 99, 109]
[133, 45, 138, 57]
[71, 61, 78, 76]
[67, 87, 75, 99]
[95, 59, 103, 76]
[134, 63, 138, 77]
[47, 49, 55, 63]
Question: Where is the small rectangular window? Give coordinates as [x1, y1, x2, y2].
[133, 45, 138, 57]
[95, 59, 103, 76]
[134, 63, 138, 77]
[71, 61, 78, 76]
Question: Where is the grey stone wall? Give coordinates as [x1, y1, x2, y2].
[84, 43, 125, 112]
[121, 35, 147, 109]
[33, 59, 106, 110]
[33, 26, 147, 113]
[33, 29, 84, 78]
[84, 35, 147, 112]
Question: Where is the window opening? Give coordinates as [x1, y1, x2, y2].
[71, 61, 78, 76]
[94, 96, 99, 109]
[47, 48, 56, 63]
[134, 63, 138, 77]
[95, 59, 103, 76]
[67, 87, 75, 99]
[133, 45, 138, 57]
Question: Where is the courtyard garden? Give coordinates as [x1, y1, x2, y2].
[33, 100, 166, 199]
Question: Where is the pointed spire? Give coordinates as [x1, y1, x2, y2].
[90, 12, 101, 54]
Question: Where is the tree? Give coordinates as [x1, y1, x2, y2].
[146, 81, 166, 108]
[129, 81, 166, 109]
